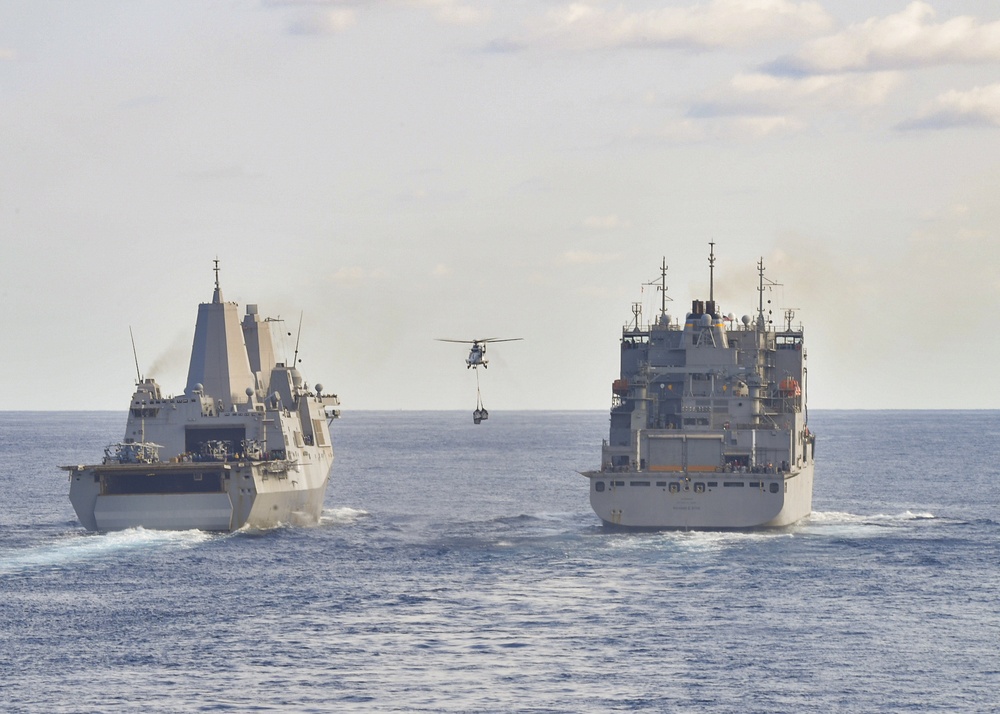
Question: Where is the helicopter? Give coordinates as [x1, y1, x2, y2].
[435, 337, 523, 369]
[436, 337, 523, 424]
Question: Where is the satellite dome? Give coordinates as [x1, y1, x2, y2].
[741, 315, 751, 326]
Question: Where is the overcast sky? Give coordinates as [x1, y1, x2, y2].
[2, 1, 999, 411]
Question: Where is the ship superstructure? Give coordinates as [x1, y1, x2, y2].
[63, 263, 340, 531]
[586, 246, 815, 528]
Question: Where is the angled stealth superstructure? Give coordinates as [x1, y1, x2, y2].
[63, 264, 340, 532]
[585, 247, 816, 529]
[184, 278, 258, 410]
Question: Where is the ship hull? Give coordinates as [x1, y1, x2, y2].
[588, 463, 813, 530]
[67, 458, 332, 532]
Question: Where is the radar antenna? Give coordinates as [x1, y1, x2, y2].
[783, 307, 800, 332]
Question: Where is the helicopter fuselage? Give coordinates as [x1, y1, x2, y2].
[466, 344, 487, 368]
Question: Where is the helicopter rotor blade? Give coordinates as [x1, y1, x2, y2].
[435, 337, 523, 344]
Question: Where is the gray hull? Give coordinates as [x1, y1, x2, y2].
[588, 464, 813, 529]
[67, 457, 332, 532]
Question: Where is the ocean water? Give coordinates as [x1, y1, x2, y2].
[1, 410, 998, 713]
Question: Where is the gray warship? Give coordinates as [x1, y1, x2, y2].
[585, 246, 815, 529]
[63, 263, 340, 531]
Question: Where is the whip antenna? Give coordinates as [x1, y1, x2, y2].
[293, 312, 303, 366]
[129, 326, 141, 383]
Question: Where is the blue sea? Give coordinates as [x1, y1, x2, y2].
[1, 410, 998, 713]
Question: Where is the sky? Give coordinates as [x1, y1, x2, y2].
[2, 0, 1000, 411]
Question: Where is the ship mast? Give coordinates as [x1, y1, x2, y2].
[708, 241, 715, 303]
[212, 257, 223, 304]
[755, 258, 780, 331]
[757, 258, 765, 330]
[643, 257, 672, 323]
[658, 256, 669, 317]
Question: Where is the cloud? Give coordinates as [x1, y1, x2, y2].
[919, 202, 970, 222]
[897, 83, 1000, 130]
[405, 0, 489, 26]
[279, 0, 487, 34]
[674, 4, 1000, 135]
[691, 70, 900, 118]
[768, 2, 1000, 75]
[641, 118, 707, 142]
[288, 8, 357, 35]
[733, 115, 805, 137]
[648, 114, 804, 142]
[0, 48, 16, 60]
[527, 0, 833, 51]
[433, 263, 452, 276]
[483, 38, 526, 54]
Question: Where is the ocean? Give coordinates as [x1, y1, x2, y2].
[1, 410, 998, 713]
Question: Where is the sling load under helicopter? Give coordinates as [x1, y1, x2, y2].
[435, 337, 523, 423]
